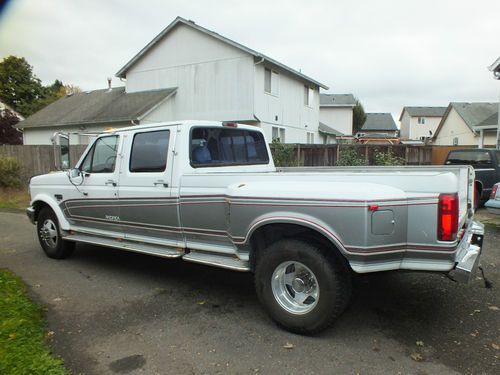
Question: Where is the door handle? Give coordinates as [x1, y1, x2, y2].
[105, 179, 117, 187]
[154, 180, 169, 188]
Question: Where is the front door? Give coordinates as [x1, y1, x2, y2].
[117, 127, 181, 248]
[62, 135, 121, 234]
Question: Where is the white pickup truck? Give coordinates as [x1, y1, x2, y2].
[27, 121, 484, 334]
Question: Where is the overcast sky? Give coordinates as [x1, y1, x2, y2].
[0, 0, 499, 123]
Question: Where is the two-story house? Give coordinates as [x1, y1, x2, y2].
[17, 17, 328, 145]
[399, 106, 447, 141]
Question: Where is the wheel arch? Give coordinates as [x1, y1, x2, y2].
[31, 194, 70, 230]
[246, 218, 349, 272]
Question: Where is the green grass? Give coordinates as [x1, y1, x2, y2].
[0, 269, 68, 375]
[0, 188, 30, 210]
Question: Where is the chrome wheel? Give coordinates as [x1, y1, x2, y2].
[271, 261, 319, 315]
[40, 219, 58, 248]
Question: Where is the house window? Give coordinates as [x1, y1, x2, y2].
[272, 126, 285, 142]
[306, 131, 314, 144]
[265, 68, 279, 96]
[304, 86, 314, 107]
[418, 117, 426, 124]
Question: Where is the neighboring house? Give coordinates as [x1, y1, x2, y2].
[17, 17, 328, 145]
[15, 87, 176, 145]
[319, 94, 356, 143]
[359, 113, 398, 136]
[433, 102, 499, 147]
[399, 106, 446, 141]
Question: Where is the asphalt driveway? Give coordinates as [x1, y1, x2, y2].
[0, 210, 499, 374]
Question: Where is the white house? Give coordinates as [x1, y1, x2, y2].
[433, 102, 498, 147]
[318, 94, 355, 143]
[17, 17, 328, 145]
[399, 106, 447, 141]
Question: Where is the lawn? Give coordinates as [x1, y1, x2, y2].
[0, 188, 30, 210]
[0, 269, 68, 375]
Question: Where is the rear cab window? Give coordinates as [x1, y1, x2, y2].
[445, 150, 492, 168]
[190, 127, 269, 167]
[129, 130, 170, 173]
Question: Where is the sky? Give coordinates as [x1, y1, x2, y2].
[0, 0, 499, 123]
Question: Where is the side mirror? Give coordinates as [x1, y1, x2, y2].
[51, 132, 71, 170]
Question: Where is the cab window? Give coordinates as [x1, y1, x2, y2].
[80, 136, 118, 173]
[190, 127, 269, 167]
[129, 130, 170, 173]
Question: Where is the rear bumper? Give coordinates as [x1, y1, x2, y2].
[26, 206, 36, 225]
[450, 220, 484, 283]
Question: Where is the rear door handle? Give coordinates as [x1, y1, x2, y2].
[105, 179, 117, 187]
[154, 180, 169, 188]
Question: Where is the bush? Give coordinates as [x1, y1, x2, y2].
[374, 149, 405, 166]
[336, 147, 366, 166]
[0, 156, 22, 187]
[271, 140, 299, 167]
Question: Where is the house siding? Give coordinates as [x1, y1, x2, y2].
[319, 107, 353, 136]
[434, 108, 477, 146]
[125, 24, 255, 122]
[254, 64, 320, 143]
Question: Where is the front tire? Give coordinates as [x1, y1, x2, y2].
[254, 239, 351, 335]
[37, 207, 75, 259]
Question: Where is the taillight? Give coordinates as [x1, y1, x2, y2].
[491, 184, 498, 199]
[438, 193, 458, 241]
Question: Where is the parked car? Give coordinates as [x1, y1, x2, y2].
[485, 183, 500, 214]
[444, 148, 500, 206]
[26, 121, 484, 334]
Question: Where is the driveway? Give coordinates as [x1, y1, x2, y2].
[0, 210, 499, 374]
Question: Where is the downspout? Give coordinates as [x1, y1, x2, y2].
[253, 56, 265, 126]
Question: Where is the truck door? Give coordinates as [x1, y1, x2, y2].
[117, 127, 182, 248]
[63, 135, 121, 234]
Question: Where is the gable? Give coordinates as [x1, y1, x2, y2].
[127, 23, 248, 75]
[434, 108, 476, 145]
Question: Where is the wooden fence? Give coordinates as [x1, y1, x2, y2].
[272, 144, 433, 167]
[0, 143, 457, 182]
[0, 145, 87, 182]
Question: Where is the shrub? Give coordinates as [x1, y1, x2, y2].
[271, 140, 299, 167]
[0, 156, 22, 187]
[374, 149, 405, 166]
[336, 147, 366, 166]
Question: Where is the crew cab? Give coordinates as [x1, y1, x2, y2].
[27, 121, 484, 334]
[445, 148, 500, 206]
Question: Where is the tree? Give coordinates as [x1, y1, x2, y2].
[0, 56, 79, 117]
[0, 109, 22, 145]
[352, 98, 367, 134]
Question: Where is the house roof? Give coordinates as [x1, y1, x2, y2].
[361, 113, 398, 131]
[15, 87, 177, 129]
[319, 94, 356, 107]
[318, 122, 344, 136]
[433, 102, 499, 139]
[398, 106, 447, 121]
[116, 16, 328, 90]
[488, 56, 500, 73]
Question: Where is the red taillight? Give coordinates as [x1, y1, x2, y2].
[438, 193, 458, 241]
[491, 184, 498, 199]
[222, 122, 238, 127]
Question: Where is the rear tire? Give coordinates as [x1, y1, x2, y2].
[37, 207, 75, 259]
[254, 239, 351, 335]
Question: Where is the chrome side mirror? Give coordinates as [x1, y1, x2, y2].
[51, 132, 71, 170]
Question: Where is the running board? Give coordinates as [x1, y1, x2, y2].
[182, 251, 250, 272]
[64, 233, 183, 259]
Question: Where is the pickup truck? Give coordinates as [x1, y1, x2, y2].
[27, 121, 485, 334]
[445, 148, 500, 206]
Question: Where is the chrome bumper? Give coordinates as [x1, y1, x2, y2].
[450, 220, 484, 283]
[26, 206, 36, 225]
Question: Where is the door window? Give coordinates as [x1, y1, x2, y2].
[129, 130, 170, 172]
[80, 136, 118, 173]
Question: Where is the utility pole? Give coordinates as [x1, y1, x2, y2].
[488, 57, 500, 149]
